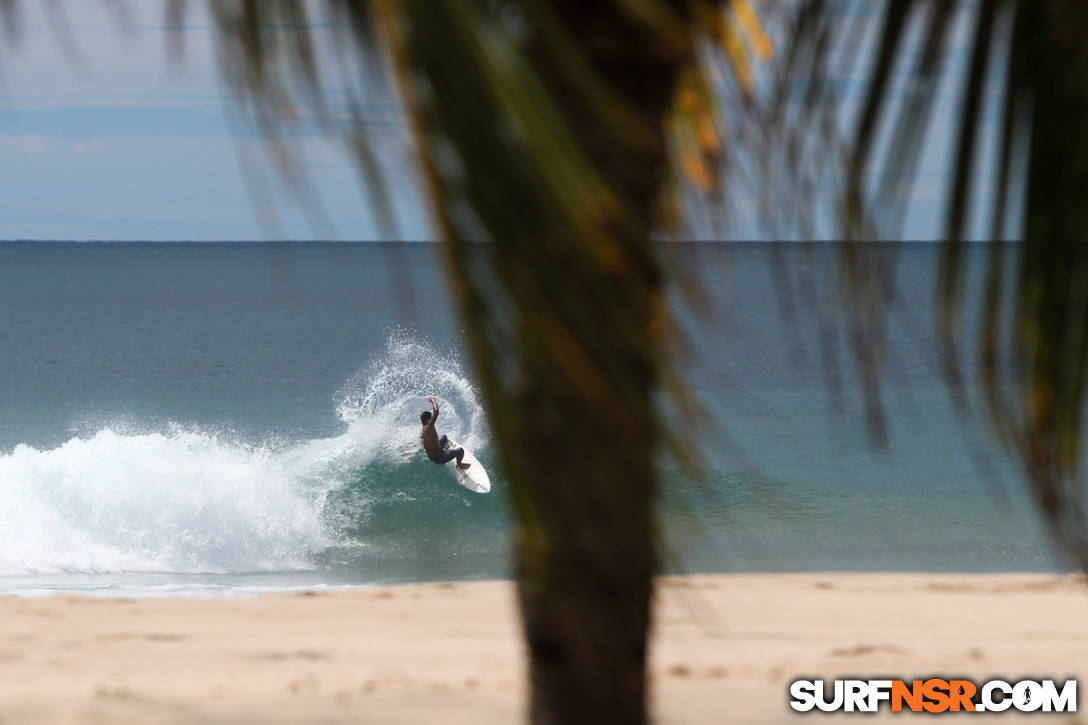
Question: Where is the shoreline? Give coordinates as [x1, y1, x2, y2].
[3, 567, 1074, 600]
[1, 572, 1086, 723]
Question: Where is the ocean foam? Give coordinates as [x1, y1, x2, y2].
[0, 332, 488, 576]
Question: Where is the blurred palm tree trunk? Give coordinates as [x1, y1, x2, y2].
[511, 7, 687, 725]
[382, 3, 693, 722]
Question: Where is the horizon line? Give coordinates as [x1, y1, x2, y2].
[0, 238, 1024, 244]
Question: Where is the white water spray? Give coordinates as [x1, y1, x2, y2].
[0, 332, 488, 576]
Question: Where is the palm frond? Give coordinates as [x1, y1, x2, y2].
[780, 0, 1088, 567]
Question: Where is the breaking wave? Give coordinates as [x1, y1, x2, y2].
[0, 332, 494, 576]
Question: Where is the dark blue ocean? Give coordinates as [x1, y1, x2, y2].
[0, 242, 1058, 596]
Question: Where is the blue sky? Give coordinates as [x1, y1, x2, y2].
[0, 2, 1008, 241]
[0, 2, 428, 241]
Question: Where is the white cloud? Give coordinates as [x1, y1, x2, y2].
[0, 134, 109, 157]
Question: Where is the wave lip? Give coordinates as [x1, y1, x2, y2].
[336, 330, 488, 455]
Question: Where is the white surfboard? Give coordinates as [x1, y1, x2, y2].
[446, 439, 490, 493]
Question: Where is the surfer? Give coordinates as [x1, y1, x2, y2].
[421, 397, 471, 470]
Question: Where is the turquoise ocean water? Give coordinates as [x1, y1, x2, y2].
[0, 242, 1059, 596]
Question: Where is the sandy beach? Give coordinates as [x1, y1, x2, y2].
[1, 573, 1086, 723]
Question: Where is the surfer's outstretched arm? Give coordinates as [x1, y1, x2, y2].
[428, 396, 440, 423]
